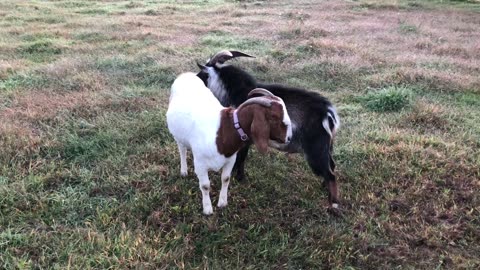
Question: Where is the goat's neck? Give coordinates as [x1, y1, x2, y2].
[216, 107, 253, 158]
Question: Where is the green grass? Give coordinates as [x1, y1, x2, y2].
[398, 22, 419, 34]
[1, 0, 480, 269]
[75, 8, 108, 15]
[25, 17, 67, 24]
[360, 86, 414, 112]
[74, 32, 111, 42]
[18, 39, 63, 62]
[95, 55, 177, 88]
[200, 31, 271, 55]
[457, 92, 480, 106]
[357, 0, 480, 11]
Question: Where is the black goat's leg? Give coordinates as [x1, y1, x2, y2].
[234, 143, 250, 182]
[304, 137, 339, 207]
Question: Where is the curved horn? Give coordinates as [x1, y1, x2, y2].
[247, 88, 275, 98]
[197, 62, 207, 70]
[236, 97, 273, 112]
[230, 51, 255, 58]
[207, 50, 255, 66]
[207, 50, 232, 66]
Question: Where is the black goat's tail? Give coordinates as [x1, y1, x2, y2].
[322, 106, 340, 139]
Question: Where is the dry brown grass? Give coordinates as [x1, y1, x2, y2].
[2, 91, 95, 121]
[403, 100, 449, 131]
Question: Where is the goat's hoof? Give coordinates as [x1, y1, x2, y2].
[327, 204, 343, 218]
[203, 206, 213, 215]
[217, 200, 228, 208]
[235, 173, 246, 182]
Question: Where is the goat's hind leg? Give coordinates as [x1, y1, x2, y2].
[177, 142, 188, 176]
[218, 157, 235, 208]
[304, 136, 339, 208]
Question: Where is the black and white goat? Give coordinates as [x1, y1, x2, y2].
[197, 50, 341, 208]
[167, 72, 292, 215]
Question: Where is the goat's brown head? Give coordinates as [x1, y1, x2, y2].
[237, 88, 292, 154]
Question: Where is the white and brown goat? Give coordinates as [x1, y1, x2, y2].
[166, 72, 292, 215]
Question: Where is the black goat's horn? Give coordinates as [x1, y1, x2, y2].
[207, 50, 254, 66]
[230, 51, 255, 59]
[197, 62, 207, 70]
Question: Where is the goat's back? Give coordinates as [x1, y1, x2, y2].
[167, 72, 224, 150]
[255, 83, 332, 127]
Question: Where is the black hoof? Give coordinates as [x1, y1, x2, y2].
[235, 172, 246, 182]
[327, 204, 344, 218]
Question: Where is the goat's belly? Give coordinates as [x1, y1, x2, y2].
[167, 121, 193, 146]
[197, 152, 232, 172]
[208, 160, 226, 172]
[192, 143, 236, 171]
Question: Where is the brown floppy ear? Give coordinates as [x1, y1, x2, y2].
[250, 108, 270, 154]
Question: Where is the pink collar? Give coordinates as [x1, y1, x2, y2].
[233, 110, 249, 141]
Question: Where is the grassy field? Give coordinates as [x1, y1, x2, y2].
[1, 0, 479, 268]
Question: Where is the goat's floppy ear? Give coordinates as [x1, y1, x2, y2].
[250, 109, 270, 154]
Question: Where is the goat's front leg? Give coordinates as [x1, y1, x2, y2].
[194, 164, 213, 215]
[218, 157, 236, 208]
[234, 144, 250, 181]
[177, 142, 188, 176]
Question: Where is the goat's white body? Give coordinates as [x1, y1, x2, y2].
[166, 72, 237, 215]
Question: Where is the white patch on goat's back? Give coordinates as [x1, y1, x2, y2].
[206, 66, 228, 105]
[322, 118, 332, 137]
[322, 106, 340, 137]
[277, 98, 293, 142]
[328, 106, 340, 135]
